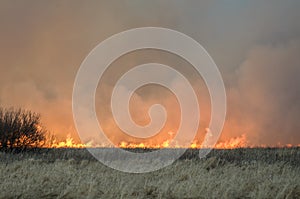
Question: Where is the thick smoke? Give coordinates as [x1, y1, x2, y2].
[0, 1, 299, 145]
[226, 39, 300, 145]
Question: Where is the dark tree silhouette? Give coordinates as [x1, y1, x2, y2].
[0, 107, 46, 150]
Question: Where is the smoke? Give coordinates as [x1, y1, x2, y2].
[225, 39, 300, 145]
[93, 49, 211, 146]
[0, 1, 299, 145]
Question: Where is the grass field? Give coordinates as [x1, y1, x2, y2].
[0, 148, 299, 199]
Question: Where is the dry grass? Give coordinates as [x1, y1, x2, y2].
[0, 148, 299, 199]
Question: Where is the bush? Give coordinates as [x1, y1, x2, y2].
[0, 107, 46, 150]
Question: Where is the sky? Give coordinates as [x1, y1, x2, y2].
[0, 0, 300, 146]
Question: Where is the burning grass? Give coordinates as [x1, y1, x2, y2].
[46, 133, 300, 149]
[0, 147, 299, 198]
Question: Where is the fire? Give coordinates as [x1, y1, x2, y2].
[47, 133, 248, 149]
[117, 135, 247, 149]
[47, 133, 299, 149]
[214, 134, 247, 149]
[50, 134, 91, 148]
[118, 140, 170, 149]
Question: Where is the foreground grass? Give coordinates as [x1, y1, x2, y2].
[0, 148, 299, 199]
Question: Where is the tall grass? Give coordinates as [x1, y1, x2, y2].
[0, 148, 299, 198]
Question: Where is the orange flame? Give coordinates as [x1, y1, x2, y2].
[118, 140, 172, 149]
[50, 134, 91, 148]
[117, 134, 247, 149]
[214, 134, 247, 149]
[47, 133, 299, 149]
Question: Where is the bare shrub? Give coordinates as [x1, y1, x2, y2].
[0, 107, 46, 150]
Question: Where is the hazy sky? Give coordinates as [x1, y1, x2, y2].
[0, 0, 299, 146]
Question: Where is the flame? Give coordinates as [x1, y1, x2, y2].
[214, 134, 247, 149]
[46, 133, 299, 149]
[118, 140, 171, 149]
[115, 129, 248, 149]
[116, 135, 247, 149]
[50, 134, 91, 148]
